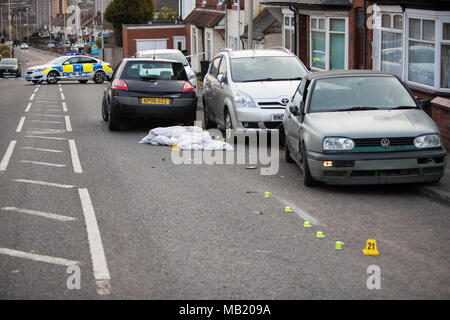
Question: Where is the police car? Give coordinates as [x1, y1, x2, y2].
[25, 53, 113, 84]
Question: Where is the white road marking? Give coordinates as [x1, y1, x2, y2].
[62, 102, 67, 112]
[19, 160, 66, 168]
[69, 140, 82, 173]
[0, 247, 79, 266]
[1, 207, 75, 222]
[25, 103, 32, 112]
[78, 188, 111, 295]
[25, 135, 67, 140]
[33, 87, 39, 93]
[59, 87, 62, 92]
[31, 114, 63, 117]
[16, 117, 26, 132]
[65, 116, 72, 132]
[274, 196, 321, 226]
[0, 141, 17, 171]
[31, 120, 63, 124]
[61, 93, 65, 100]
[12, 179, 75, 189]
[21, 147, 63, 153]
[30, 93, 35, 100]
[45, 109, 61, 112]
[26, 129, 65, 135]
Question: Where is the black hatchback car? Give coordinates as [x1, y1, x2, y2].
[0, 58, 21, 77]
[102, 58, 197, 131]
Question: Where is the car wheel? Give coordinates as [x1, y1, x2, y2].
[203, 97, 215, 129]
[302, 144, 318, 187]
[101, 97, 109, 121]
[93, 71, 105, 84]
[108, 104, 120, 131]
[285, 141, 294, 163]
[78, 80, 88, 84]
[224, 108, 234, 143]
[46, 71, 59, 84]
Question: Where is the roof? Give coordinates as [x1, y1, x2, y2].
[259, 0, 351, 9]
[183, 9, 225, 28]
[241, 9, 281, 41]
[222, 48, 295, 59]
[371, 0, 450, 10]
[304, 70, 394, 81]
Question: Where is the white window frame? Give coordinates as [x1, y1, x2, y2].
[405, 9, 450, 93]
[283, 14, 295, 53]
[309, 15, 348, 71]
[173, 36, 186, 51]
[191, 27, 198, 56]
[378, 12, 404, 78]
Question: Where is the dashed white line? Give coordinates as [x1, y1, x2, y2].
[30, 93, 35, 100]
[65, 116, 72, 132]
[62, 102, 67, 112]
[21, 147, 63, 153]
[31, 114, 63, 117]
[25, 102, 32, 112]
[69, 139, 82, 173]
[1, 207, 75, 222]
[12, 179, 75, 189]
[0, 140, 17, 171]
[19, 160, 66, 168]
[16, 117, 26, 132]
[78, 188, 111, 295]
[31, 120, 63, 124]
[0, 247, 79, 267]
[33, 87, 39, 93]
[61, 93, 65, 100]
[274, 196, 321, 226]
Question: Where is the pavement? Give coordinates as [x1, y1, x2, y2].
[417, 159, 450, 204]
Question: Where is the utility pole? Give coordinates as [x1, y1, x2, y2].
[101, 0, 104, 60]
[8, 0, 12, 43]
[26, 6, 29, 44]
[248, 0, 253, 49]
[1, 7, 3, 42]
[237, 0, 240, 50]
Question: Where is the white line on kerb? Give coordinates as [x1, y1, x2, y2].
[0, 247, 79, 266]
[69, 140, 82, 173]
[19, 160, 66, 168]
[78, 188, 111, 295]
[16, 117, 26, 132]
[1, 207, 75, 222]
[65, 116, 72, 132]
[0, 141, 17, 171]
[12, 179, 75, 189]
[30, 93, 35, 100]
[25, 102, 32, 112]
[62, 102, 67, 112]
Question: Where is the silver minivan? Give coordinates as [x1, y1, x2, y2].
[202, 48, 309, 139]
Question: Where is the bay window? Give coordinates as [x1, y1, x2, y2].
[380, 13, 403, 78]
[408, 18, 435, 87]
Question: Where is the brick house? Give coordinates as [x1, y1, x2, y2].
[261, 0, 450, 149]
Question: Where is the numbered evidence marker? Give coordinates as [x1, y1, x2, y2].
[363, 239, 379, 256]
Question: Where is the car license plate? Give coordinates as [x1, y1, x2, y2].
[141, 98, 169, 105]
[271, 113, 284, 121]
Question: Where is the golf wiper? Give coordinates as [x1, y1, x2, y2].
[336, 106, 380, 111]
[388, 105, 418, 110]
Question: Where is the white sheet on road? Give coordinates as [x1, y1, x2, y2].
[139, 126, 233, 151]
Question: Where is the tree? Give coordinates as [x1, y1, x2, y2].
[105, 0, 155, 46]
[156, 6, 179, 23]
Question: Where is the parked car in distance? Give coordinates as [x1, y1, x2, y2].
[102, 58, 197, 131]
[284, 70, 447, 186]
[21, 43, 29, 49]
[0, 58, 21, 77]
[202, 47, 309, 140]
[135, 49, 197, 90]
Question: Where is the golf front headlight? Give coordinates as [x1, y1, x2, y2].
[414, 134, 441, 149]
[323, 137, 355, 151]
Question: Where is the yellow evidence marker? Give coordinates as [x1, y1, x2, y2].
[264, 192, 271, 198]
[172, 143, 180, 151]
[284, 206, 292, 213]
[363, 239, 379, 256]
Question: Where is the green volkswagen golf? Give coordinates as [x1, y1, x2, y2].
[283, 70, 447, 186]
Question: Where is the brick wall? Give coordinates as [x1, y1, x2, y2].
[431, 97, 450, 150]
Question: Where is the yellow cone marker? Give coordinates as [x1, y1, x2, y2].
[264, 192, 271, 199]
[303, 221, 312, 228]
[284, 206, 292, 213]
[363, 239, 379, 256]
[335, 241, 344, 250]
[316, 231, 325, 239]
[171, 143, 180, 151]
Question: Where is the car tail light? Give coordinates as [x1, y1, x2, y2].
[112, 79, 128, 91]
[182, 82, 195, 93]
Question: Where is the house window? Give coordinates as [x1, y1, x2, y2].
[441, 23, 450, 88]
[206, 32, 212, 61]
[408, 18, 435, 87]
[284, 15, 294, 52]
[380, 13, 403, 78]
[229, 36, 239, 50]
[310, 17, 347, 70]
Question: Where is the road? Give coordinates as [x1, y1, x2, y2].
[0, 47, 449, 300]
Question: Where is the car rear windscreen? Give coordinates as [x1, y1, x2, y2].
[121, 61, 188, 81]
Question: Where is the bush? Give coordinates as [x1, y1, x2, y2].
[0, 45, 11, 58]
